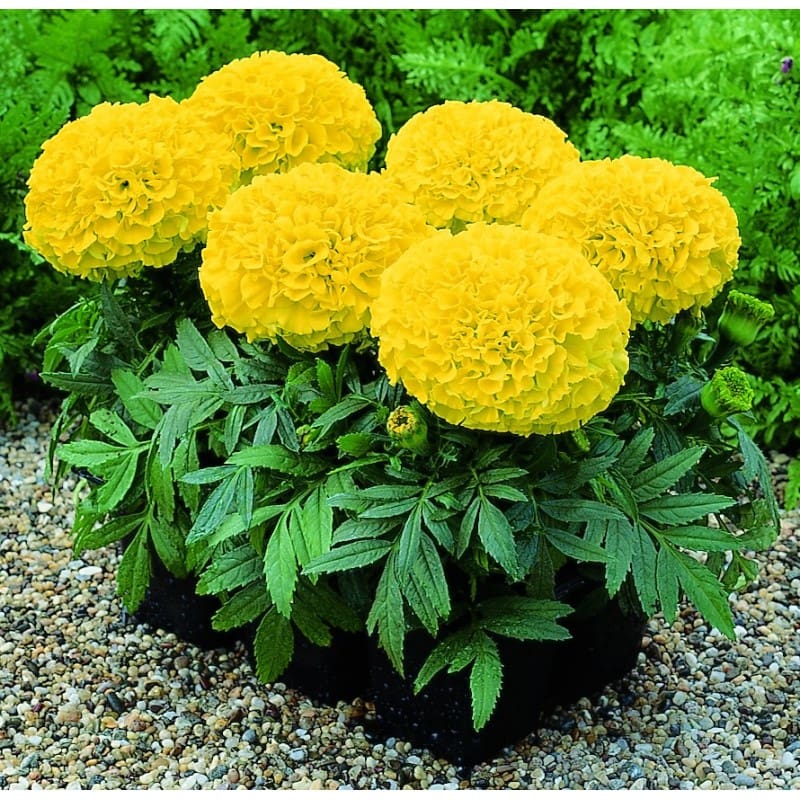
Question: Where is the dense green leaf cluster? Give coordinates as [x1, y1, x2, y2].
[45, 262, 778, 729]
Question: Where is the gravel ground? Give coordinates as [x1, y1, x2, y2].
[1, 399, 799, 790]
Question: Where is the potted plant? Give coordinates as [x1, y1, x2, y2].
[26, 50, 779, 764]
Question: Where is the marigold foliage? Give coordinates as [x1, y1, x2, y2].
[183, 50, 382, 184]
[522, 155, 741, 326]
[371, 224, 631, 435]
[383, 99, 580, 230]
[23, 95, 237, 281]
[199, 163, 433, 351]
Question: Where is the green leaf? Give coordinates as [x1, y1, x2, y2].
[73, 512, 145, 557]
[94, 452, 142, 512]
[479, 467, 529, 484]
[212, 582, 270, 631]
[294, 485, 334, 566]
[732, 420, 780, 525]
[630, 445, 705, 502]
[253, 608, 294, 683]
[57, 440, 129, 470]
[544, 528, 607, 563]
[360, 497, 421, 519]
[604, 518, 635, 596]
[421, 502, 455, 552]
[264, 519, 298, 617]
[316, 358, 336, 401]
[149, 516, 187, 578]
[295, 578, 362, 634]
[668, 547, 735, 638]
[309, 394, 373, 436]
[395, 505, 422, 577]
[99, 283, 136, 350]
[640, 493, 734, 525]
[303, 538, 392, 575]
[223, 403, 246, 456]
[661, 524, 744, 552]
[483, 484, 528, 503]
[615, 427, 655, 476]
[221, 384, 278, 405]
[456, 496, 480, 558]
[663, 375, 704, 416]
[179, 465, 238, 485]
[196, 544, 263, 596]
[401, 562, 439, 635]
[414, 629, 474, 693]
[111, 369, 162, 429]
[292, 600, 333, 647]
[116, 529, 151, 613]
[336, 432, 373, 457]
[89, 408, 139, 448]
[656, 546, 680, 624]
[176, 317, 231, 387]
[470, 632, 503, 731]
[185, 468, 247, 544]
[228, 444, 325, 476]
[478, 596, 571, 641]
[148, 452, 175, 522]
[415, 533, 451, 619]
[539, 499, 627, 523]
[366, 553, 406, 675]
[332, 517, 398, 544]
[631, 525, 658, 615]
[477, 497, 520, 577]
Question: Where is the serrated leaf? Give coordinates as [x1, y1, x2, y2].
[415, 533, 451, 618]
[149, 516, 187, 578]
[479, 467, 529, 484]
[309, 394, 373, 435]
[316, 358, 336, 401]
[656, 546, 680, 624]
[332, 517, 398, 544]
[116, 529, 151, 613]
[336, 432, 373, 457]
[421, 502, 455, 552]
[228, 444, 326, 476]
[264, 519, 298, 617]
[303, 538, 392, 575]
[94, 452, 142, 512]
[148, 452, 175, 522]
[414, 629, 474, 693]
[196, 544, 262, 596]
[615, 426, 655, 476]
[483, 484, 528, 502]
[470, 633, 503, 731]
[478, 497, 520, 577]
[295, 578, 362, 634]
[630, 446, 705, 502]
[668, 547, 735, 638]
[73, 512, 145, 557]
[478, 596, 571, 641]
[395, 506, 422, 577]
[661, 524, 744, 552]
[539, 499, 627, 523]
[631, 525, 658, 615]
[295, 485, 334, 565]
[732, 420, 780, 525]
[212, 582, 270, 631]
[253, 608, 294, 683]
[366, 553, 406, 675]
[640, 493, 734, 525]
[111, 369, 163, 429]
[544, 528, 607, 563]
[57, 440, 128, 470]
[186, 469, 245, 544]
[360, 497, 421, 519]
[456, 496, 480, 558]
[401, 562, 439, 635]
[89, 408, 140, 448]
[223, 403, 246, 456]
[176, 317, 231, 387]
[604, 518, 635, 596]
[221, 384, 278, 405]
[663, 375, 704, 416]
[292, 600, 333, 646]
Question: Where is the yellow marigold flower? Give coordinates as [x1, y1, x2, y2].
[370, 224, 631, 436]
[23, 95, 237, 282]
[199, 163, 433, 351]
[522, 155, 741, 326]
[383, 100, 580, 230]
[183, 51, 382, 183]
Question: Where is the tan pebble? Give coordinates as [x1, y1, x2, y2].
[413, 766, 426, 781]
[55, 706, 82, 724]
[227, 769, 240, 784]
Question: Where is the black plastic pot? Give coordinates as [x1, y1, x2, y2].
[363, 571, 647, 766]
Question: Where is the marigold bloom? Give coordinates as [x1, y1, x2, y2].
[23, 96, 237, 281]
[383, 100, 580, 229]
[522, 155, 741, 326]
[199, 163, 432, 351]
[183, 51, 382, 183]
[370, 224, 631, 436]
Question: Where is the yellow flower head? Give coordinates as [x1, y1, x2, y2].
[383, 100, 580, 230]
[23, 95, 238, 281]
[522, 155, 741, 326]
[370, 224, 631, 436]
[183, 51, 382, 183]
[199, 163, 433, 351]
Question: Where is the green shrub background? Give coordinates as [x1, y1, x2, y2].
[2, 8, 798, 455]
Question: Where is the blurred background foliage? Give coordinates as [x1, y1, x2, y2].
[1, 8, 798, 459]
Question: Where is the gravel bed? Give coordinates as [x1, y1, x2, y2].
[1, 399, 799, 790]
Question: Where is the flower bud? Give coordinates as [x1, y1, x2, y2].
[718, 291, 775, 347]
[387, 405, 429, 454]
[700, 366, 754, 418]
